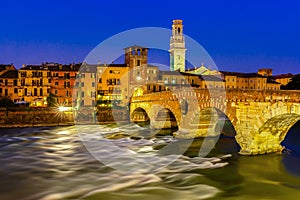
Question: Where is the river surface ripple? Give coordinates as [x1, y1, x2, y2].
[0, 125, 300, 200]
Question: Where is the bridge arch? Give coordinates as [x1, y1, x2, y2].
[130, 107, 150, 126]
[153, 107, 179, 130]
[181, 105, 238, 139]
[251, 113, 300, 154]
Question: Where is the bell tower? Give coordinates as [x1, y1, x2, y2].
[169, 19, 186, 72]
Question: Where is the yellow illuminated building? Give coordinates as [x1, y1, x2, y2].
[96, 64, 130, 107]
[272, 74, 293, 86]
[18, 65, 51, 106]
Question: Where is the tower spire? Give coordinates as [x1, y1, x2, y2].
[169, 19, 186, 72]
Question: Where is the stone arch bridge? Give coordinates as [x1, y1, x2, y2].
[130, 89, 300, 155]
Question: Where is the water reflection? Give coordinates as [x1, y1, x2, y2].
[282, 151, 300, 177]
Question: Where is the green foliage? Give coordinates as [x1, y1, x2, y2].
[281, 74, 300, 90]
[47, 93, 57, 107]
[0, 97, 15, 108]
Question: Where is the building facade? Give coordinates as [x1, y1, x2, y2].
[18, 65, 51, 106]
[96, 64, 129, 107]
[0, 69, 18, 101]
[48, 63, 80, 106]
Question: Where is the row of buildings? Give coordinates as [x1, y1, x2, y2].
[0, 20, 294, 108]
[0, 48, 292, 108]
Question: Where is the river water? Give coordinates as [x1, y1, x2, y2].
[0, 124, 300, 200]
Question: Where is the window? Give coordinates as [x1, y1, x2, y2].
[81, 82, 84, 87]
[55, 90, 58, 95]
[13, 80, 17, 86]
[109, 70, 120, 74]
[99, 78, 102, 83]
[65, 73, 70, 79]
[92, 82, 95, 87]
[64, 82, 70, 88]
[81, 92, 84, 97]
[164, 78, 168, 84]
[40, 88, 43, 96]
[0, 88, 2, 93]
[137, 60, 141, 66]
[91, 91, 95, 97]
[55, 82, 58, 86]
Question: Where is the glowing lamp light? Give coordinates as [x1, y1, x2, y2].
[58, 106, 70, 112]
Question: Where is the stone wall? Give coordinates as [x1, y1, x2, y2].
[0, 108, 74, 127]
[0, 107, 129, 127]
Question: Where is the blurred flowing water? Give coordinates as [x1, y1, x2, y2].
[0, 124, 300, 200]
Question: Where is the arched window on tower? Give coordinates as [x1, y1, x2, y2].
[178, 28, 181, 34]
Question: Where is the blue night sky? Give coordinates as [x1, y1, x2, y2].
[1, 0, 300, 75]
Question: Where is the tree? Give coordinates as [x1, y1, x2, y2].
[47, 93, 57, 107]
[281, 74, 300, 90]
[0, 97, 15, 108]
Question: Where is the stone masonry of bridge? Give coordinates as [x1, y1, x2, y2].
[130, 89, 300, 155]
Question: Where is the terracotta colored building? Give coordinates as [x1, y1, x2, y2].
[48, 63, 80, 106]
[0, 68, 19, 102]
